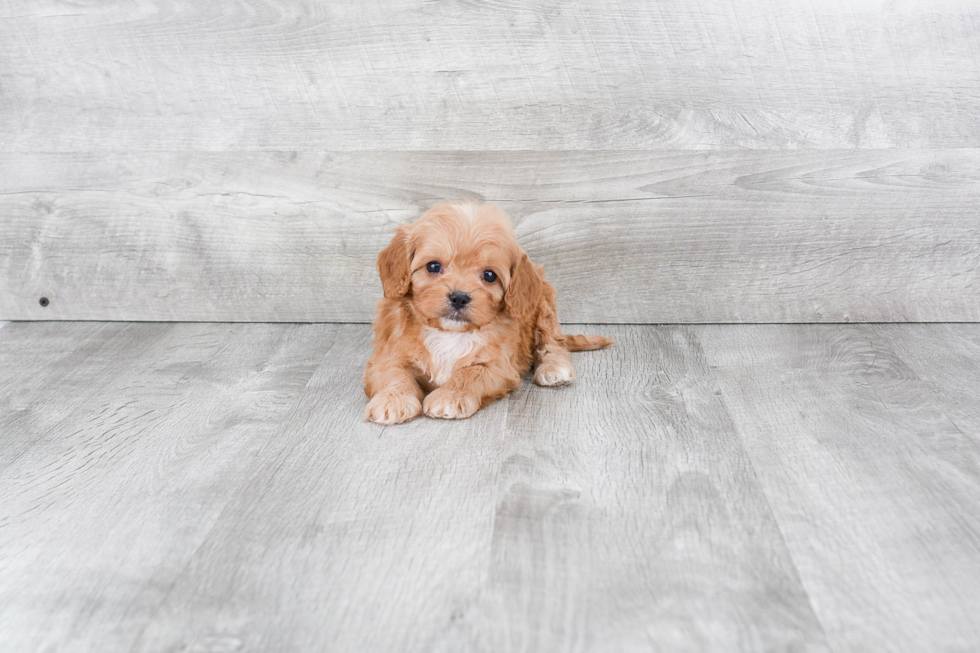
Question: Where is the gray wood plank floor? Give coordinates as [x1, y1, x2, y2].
[2, 322, 978, 652]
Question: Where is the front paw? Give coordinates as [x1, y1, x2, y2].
[423, 389, 481, 420]
[364, 392, 422, 425]
[533, 359, 576, 386]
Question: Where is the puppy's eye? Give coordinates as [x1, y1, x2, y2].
[482, 270, 497, 283]
[426, 261, 442, 274]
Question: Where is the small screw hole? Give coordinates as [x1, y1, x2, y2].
[39, 297, 50, 307]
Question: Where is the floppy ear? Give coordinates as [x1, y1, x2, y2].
[377, 225, 413, 298]
[505, 251, 542, 317]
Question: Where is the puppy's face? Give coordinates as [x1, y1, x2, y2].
[378, 202, 531, 331]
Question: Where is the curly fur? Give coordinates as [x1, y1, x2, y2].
[363, 201, 613, 424]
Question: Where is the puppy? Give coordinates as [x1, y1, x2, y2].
[363, 201, 613, 425]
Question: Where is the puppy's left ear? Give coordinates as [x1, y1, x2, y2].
[505, 251, 542, 317]
[377, 225, 413, 298]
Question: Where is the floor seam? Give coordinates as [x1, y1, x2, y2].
[689, 325, 839, 653]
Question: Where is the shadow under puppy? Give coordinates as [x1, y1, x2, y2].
[364, 201, 613, 425]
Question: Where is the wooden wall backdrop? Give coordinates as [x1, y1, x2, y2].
[2, 0, 979, 322]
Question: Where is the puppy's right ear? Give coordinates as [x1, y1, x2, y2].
[377, 225, 413, 298]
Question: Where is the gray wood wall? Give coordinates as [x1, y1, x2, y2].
[2, 0, 979, 322]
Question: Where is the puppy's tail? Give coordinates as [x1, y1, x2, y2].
[561, 334, 615, 352]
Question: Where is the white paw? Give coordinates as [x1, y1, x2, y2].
[364, 392, 422, 425]
[423, 390, 480, 419]
[533, 361, 576, 386]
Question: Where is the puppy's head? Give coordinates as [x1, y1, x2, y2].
[377, 201, 540, 331]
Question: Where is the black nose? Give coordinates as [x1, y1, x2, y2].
[448, 291, 471, 309]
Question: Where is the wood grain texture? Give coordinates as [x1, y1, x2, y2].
[4, 322, 980, 650]
[0, 321, 123, 471]
[874, 324, 980, 442]
[698, 324, 980, 652]
[0, 322, 827, 652]
[130, 326, 511, 653]
[3, 150, 979, 323]
[2, 0, 980, 151]
[433, 325, 828, 652]
[0, 321, 342, 651]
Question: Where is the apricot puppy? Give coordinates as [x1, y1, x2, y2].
[363, 201, 613, 425]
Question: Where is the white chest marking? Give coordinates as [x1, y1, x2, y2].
[423, 327, 484, 386]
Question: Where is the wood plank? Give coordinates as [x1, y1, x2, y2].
[698, 324, 980, 652]
[7, 323, 980, 650]
[0, 322, 166, 470]
[870, 324, 980, 440]
[1, 323, 833, 651]
[431, 325, 829, 651]
[0, 322, 340, 652]
[2, 150, 979, 323]
[2, 0, 979, 150]
[128, 327, 513, 652]
[0, 321, 107, 393]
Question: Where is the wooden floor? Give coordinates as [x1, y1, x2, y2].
[1, 322, 978, 652]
